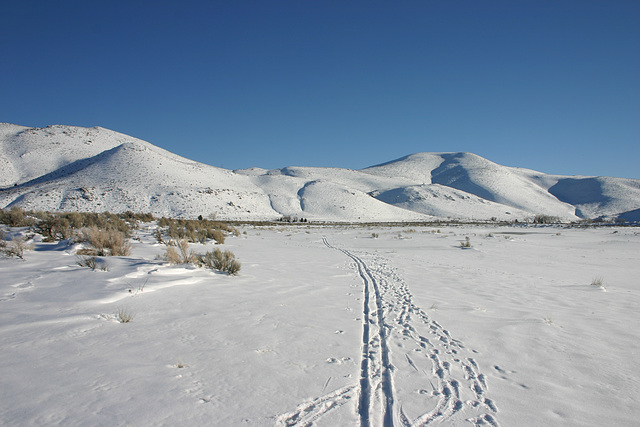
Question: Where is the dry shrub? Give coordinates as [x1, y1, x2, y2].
[0, 207, 36, 227]
[591, 276, 606, 290]
[76, 255, 109, 271]
[154, 229, 165, 244]
[36, 215, 74, 242]
[156, 217, 236, 244]
[80, 226, 132, 256]
[200, 248, 241, 275]
[210, 229, 225, 244]
[163, 246, 182, 264]
[116, 307, 135, 323]
[77, 255, 98, 270]
[0, 235, 33, 259]
[163, 239, 196, 264]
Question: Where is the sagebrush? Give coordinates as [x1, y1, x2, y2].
[199, 248, 241, 275]
[76, 255, 109, 271]
[163, 239, 197, 264]
[0, 235, 33, 259]
[460, 236, 472, 248]
[79, 226, 132, 256]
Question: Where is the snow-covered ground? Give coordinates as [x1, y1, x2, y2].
[1, 223, 638, 426]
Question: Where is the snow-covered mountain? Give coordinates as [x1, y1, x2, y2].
[2, 123, 639, 222]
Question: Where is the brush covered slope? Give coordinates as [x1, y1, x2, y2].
[2, 123, 639, 222]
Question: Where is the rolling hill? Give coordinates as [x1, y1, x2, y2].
[1, 123, 639, 222]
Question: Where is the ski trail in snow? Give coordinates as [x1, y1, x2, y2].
[323, 236, 394, 427]
[274, 235, 392, 427]
[275, 237, 499, 426]
[323, 237, 499, 427]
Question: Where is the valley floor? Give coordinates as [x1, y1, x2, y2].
[1, 224, 639, 426]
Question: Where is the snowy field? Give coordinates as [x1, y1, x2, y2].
[1, 223, 638, 426]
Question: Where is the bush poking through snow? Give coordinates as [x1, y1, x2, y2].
[210, 229, 225, 244]
[174, 239, 195, 262]
[116, 307, 135, 323]
[162, 240, 240, 273]
[79, 226, 132, 256]
[76, 255, 109, 271]
[77, 255, 98, 270]
[460, 236, 472, 248]
[153, 229, 165, 244]
[36, 215, 74, 242]
[1, 235, 33, 259]
[163, 239, 197, 264]
[163, 246, 182, 264]
[591, 276, 606, 290]
[199, 248, 241, 275]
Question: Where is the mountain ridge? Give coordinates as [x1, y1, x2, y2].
[1, 123, 639, 222]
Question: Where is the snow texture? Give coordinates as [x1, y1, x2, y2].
[1, 223, 639, 426]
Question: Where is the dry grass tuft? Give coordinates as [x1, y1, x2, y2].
[116, 307, 135, 323]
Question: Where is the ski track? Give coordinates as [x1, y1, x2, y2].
[276, 237, 499, 427]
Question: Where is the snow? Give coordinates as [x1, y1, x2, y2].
[369, 184, 531, 221]
[366, 152, 578, 219]
[2, 223, 639, 426]
[548, 176, 640, 219]
[2, 123, 639, 222]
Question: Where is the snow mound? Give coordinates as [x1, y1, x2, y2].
[370, 184, 531, 220]
[297, 180, 434, 222]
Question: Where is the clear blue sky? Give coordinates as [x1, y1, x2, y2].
[2, 1, 639, 178]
